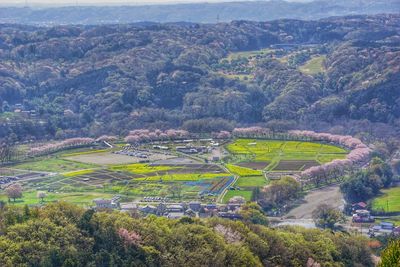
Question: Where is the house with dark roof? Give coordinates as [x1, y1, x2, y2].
[218, 212, 243, 220]
[139, 205, 157, 214]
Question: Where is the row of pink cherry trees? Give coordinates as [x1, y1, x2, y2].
[232, 127, 270, 137]
[288, 130, 371, 186]
[29, 137, 95, 156]
[124, 129, 190, 144]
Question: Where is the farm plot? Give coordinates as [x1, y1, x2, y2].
[226, 164, 263, 176]
[226, 139, 347, 171]
[235, 176, 268, 188]
[43, 163, 230, 198]
[186, 176, 234, 196]
[236, 161, 269, 170]
[137, 173, 230, 182]
[109, 163, 225, 178]
[109, 163, 178, 174]
[271, 160, 319, 171]
[0, 170, 53, 189]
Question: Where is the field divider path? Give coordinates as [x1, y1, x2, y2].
[217, 164, 238, 203]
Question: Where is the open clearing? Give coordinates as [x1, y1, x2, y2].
[372, 186, 400, 212]
[285, 185, 344, 219]
[65, 152, 174, 165]
[13, 158, 97, 172]
[299, 55, 326, 75]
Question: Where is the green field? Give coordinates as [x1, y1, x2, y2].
[61, 149, 109, 157]
[225, 164, 263, 176]
[235, 176, 268, 188]
[63, 169, 95, 177]
[226, 139, 347, 165]
[372, 187, 400, 212]
[0, 190, 114, 206]
[299, 55, 326, 75]
[223, 190, 253, 203]
[13, 158, 98, 172]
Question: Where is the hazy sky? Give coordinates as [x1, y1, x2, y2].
[0, 0, 312, 6]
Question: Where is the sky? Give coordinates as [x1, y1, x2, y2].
[0, 0, 312, 6]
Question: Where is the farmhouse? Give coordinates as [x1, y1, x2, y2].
[139, 205, 157, 214]
[120, 203, 138, 212]
[167, 212, 185, 219]
[351, 202, 368, 211]
[176, 146, 198, 154]
[369, 222, 395, 236]
[166, 204, 184, 212]
[93, 198, 119, 209]
[189, 201, 201, 212]
[352, 210, 374, 223]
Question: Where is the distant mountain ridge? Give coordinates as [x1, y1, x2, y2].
[0, 0, 399, 25]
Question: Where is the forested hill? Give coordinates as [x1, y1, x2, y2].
[0, 14, 399, 141]
[0, 0, 399, 25]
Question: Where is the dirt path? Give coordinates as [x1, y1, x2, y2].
[285, 185, 344, 219]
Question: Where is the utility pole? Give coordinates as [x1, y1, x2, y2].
[387, 199, 389, 212]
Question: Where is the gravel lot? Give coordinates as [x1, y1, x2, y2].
[65, 152, 174, 165]
[285, 185, 344, 219]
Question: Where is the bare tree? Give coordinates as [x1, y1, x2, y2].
[0, 143, 17, 164]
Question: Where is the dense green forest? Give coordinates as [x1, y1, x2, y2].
[0, 14, 399, 141]
[0, 202, 374, 266]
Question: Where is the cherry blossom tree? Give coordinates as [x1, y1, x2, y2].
[118, 228, 142, 247]
[6, 183, 23, 202]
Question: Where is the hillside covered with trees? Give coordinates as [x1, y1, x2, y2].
[0, 202, 374, 266]
[0, 14, 399, 141]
